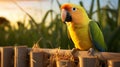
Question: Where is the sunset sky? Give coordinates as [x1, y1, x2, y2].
[0, 0, 118, 24]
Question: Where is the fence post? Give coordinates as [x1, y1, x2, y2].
[108, 59, 120, 67]
[30, 51, 44, 67]
[78, 56, 98, 67]
[30, 48, 50, 67]
[14, 46, 28, 67]
[0, 47, 14, 67]
[56, 60, 74, 67]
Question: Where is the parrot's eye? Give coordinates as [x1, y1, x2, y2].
[72, 7, 77, 11]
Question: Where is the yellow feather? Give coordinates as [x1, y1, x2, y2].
[66, 22, 93, 50]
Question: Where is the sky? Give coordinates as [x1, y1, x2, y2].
[0, 0, 118, 25]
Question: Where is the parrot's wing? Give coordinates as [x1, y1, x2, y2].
[89, 21, 107, 52]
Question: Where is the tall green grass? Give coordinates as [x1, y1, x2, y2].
[0, 0, 120, 52]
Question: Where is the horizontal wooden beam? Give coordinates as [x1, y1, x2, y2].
[28, 48, 120, 60]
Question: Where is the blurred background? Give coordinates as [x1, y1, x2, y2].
[0, 0, 120, 52]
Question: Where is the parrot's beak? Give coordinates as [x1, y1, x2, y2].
[61, 9, 72, 23]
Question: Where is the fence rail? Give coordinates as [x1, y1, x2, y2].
[0, 46, 120, 67]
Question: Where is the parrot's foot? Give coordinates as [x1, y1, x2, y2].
[88, 48, 94, 56]
[71, 48, 80, 55]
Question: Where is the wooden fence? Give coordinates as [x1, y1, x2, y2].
[0, 46, 120, 67]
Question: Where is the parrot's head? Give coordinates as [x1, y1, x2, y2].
[61, 3, 90, 25]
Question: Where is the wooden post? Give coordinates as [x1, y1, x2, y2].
[30, 49, 50, 67]
[30, 51, 44, 67]
[108, 59, 120, 67]
[14, 46, 28, 67]
[56, 60, 74, 67]
[78, 56, 98, 67]
[0, 47, 14, 67]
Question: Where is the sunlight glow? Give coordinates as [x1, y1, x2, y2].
[0, 0, 118, 29]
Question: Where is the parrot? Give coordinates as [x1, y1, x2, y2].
[61, 3, 107, 54]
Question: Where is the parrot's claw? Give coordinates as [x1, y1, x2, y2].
[88, 48, 94, 56]
[71, 48, 80, 55]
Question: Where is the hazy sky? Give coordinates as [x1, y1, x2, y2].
[0, 0, 118, 23]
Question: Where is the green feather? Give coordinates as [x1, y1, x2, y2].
[89, 21, 107, 52]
